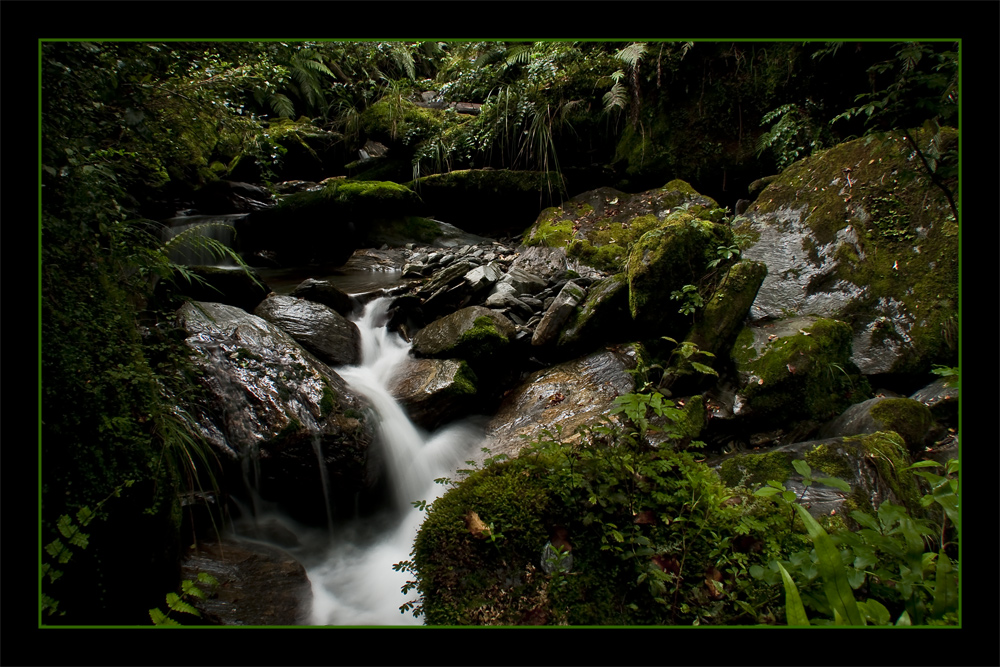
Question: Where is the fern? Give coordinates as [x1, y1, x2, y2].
[269, 92, 295, 119]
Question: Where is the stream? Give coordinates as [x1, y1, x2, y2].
[295, 296, 485, 625]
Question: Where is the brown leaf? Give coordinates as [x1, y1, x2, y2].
[465, 511, 489, 539]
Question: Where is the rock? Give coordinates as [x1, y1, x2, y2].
[507, 245, 601, 284]
[626, 211, 732, 335]
[411, 306, 516, 365]
[463, 261, 504, 295]
[180, 539, 312, 625]
[160, 265, 271, 313]
[532, 281, 586, 346]
[492, 266, 548, 297]
[388, 358, 479, 430]
[817, 396, 934, 452]
[909, 376, 959, 421]
[556, 273, 632, 353]
[521, 180, 721, 273]
[176, 301, 376, 524]
[736, 129, 958, 376]
[713, 431, 923, 519]
[254, 294, 362, 367]
[729, 316, 869, 432]
[480, 344, 642, 461]
[409, 169, 566, 235]
[289, 278, 354, 316]
[194, 180, 273, 214]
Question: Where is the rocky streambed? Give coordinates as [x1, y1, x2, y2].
[166, 132, 958, 624]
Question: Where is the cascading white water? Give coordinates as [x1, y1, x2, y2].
[305, 297, 484, 625]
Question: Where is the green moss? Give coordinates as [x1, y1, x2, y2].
[320, 381, 337, 417]
[718, 450, 795, 488]
[677, 395, 705, 442]
[869, 398, 932, 451]
[455, 316, 510, 362]
[447, 361, 479, 397]
[854, 432, 922, 514]
[736, 318, 869, 426]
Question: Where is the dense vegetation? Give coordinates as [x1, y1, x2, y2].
[39, 39, 958, 626]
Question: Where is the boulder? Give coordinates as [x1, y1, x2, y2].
[176, 301, 376, 524]
[556, 273, 632, 354]
[162, 265, 270, 313]
[289, 278, 354, 316]
[254, 294, 362, 367]
[735, 129, 958, 377]
[388, 358, 479, 430]
[411, 306, 516, 366]
[409, 169, 565, 235]
[531, 281, 586, 347]
[729, 316, 870, 433]
[521, 180, 722, 273]
[713, 431, 923, 520]
[909, 376, 960, 421]
[817, 396, 934, 452]
[480, 344, 643, 461]
[180, 539, 312, 625]
[625, 211, 732, 335]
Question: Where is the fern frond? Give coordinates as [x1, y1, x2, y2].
[270, 93, 295, 118]
[614, 42, 647, 69]
[149, 607, 181, 625]
[165, 591, 201, 617]
[390, 44, 416, 80]
[503, 44, 534, 69]
[603, 80, 628, 114]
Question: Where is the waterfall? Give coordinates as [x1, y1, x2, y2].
[305, 297, 484, 625]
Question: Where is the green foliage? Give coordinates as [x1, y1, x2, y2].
[756, 101, 828, 170]
[407, 387, 790, 625]
[149, 572, 220, 626]
[750, 458, 960, 626]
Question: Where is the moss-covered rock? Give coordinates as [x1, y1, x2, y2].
[410, 307, 516, 387]
[522, 181, 720, 274]
[730, 317, 870, 430]
[409, 168, 565, 235]
[626, 211, 732, 335]
[235, 179, 427, 266]
[556, 272, 632, 353]
[818, 396, 934, 453]
[736, 129, 958, 378]
[715, 430, 922, 520]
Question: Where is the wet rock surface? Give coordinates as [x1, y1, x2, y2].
[181, 538, 312, 625]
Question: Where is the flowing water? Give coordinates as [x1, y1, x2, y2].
[302, 297, 485, 625]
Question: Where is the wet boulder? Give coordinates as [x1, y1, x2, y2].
[531, 281, 586, 347]
[177, 301, 377, 524]
[480, 343, 643, 461]
[713, 431, 924, 520]
[181, 539, 312, 625]
[729, 316, 870, 433]
[410, 306, 516, 374]
[289, 278, 354, 317]
[254, 294, 362, 367]
[388, 358, 479, 430]
[736, 129, 958, 376]
[817, 396, 934, 453]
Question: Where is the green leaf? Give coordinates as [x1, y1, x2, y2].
[776, 562, 810, 626]
[931, 551, 958, 618]
[794, 504, 864, 626]
[754, 486, 781, 497]
[690, 362, 718, 376]
[814, 476, 851, 493]
[858, 598, 891, 625]
[792, 459, 812, 478]
[149, 607, 180, 626]
[165, 591, 201, 617]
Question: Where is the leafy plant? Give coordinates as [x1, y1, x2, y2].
[750, 458, 959, 626]
[149, 572, 220, 626]
[670, 284, 704, 316]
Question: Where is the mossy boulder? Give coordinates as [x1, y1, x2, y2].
[410, 306, 516, 385]
[715, 431, 923, 520]
[736, 129, 958, 378]
[817, 396, 934, 453]
[522, 181, 720, 274]
[409, 168, 565, 235]
[158, 265, 270, 313]
[730, 316, 870, 431]
[556, 272, 632, 354]
[626, 211, 733, 335]
[236, 180, 426, 266]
